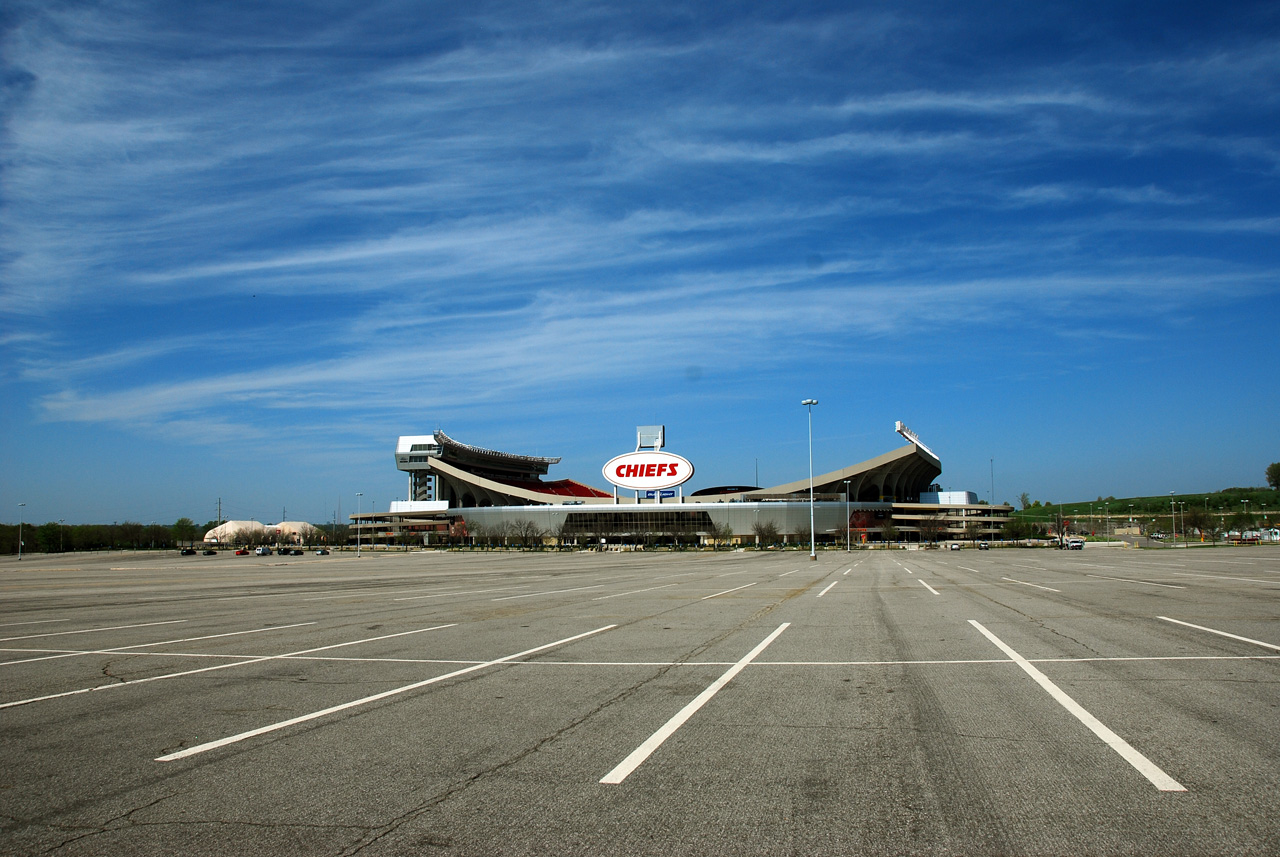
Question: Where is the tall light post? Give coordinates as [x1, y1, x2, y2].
[17, 503, 26, 561]
[802, 399, 818, 561]
[843, 479, 851, 552]
[1169, 492, 1176, 540]
[356, 492, 363, 557]
[60, 519, 65, 553]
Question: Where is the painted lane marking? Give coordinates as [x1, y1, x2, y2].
[958, 566, 982, 574]
[0, 620, 186, 644]
[601, 623, 789, 784]
[395, 586, 525, 601]
[701, 582, 758, 600]
[779, 570, 800, 577]
[0, 619, 70, 628]
[817, 581, 838, 598]
[492, 585, 604, 601]
[968, 620, 1185, 792]
[1157, 617, 1280, 651]
[1, 623, 457, 711]
[0, 623, 315, 667]
[1172, 573, 1275, 585]
[593, 583, 679, 601]
[158, 624, 615, 762]
[1002, 577, 1061, 593]
[919, 580, 940, 596]
[1086, 574, 1184, 589]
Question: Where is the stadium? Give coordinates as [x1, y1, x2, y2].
[352, 423, 1013, 548]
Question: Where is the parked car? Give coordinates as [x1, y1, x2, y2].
[1066, 537, 1085, 550]
[235, 548, 251, 555]
[289, 549, 304, 556]
[180, 548, 197, 555]
[254, 546, 272, 556]
[203, 549, 218, 556]
[978, 542, 990, 550]
[948, 542, 961, 550]
[315, 549, 330, 555]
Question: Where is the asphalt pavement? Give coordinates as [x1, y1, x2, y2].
[1, 545, 1277, 855]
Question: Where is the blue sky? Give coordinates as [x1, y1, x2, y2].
[3, 0, 1278, 526]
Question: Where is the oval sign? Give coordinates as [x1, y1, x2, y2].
[603, 451, 694, 491]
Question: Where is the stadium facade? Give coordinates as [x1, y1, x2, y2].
[351, 424, 1013, 548]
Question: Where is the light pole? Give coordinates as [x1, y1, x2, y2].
[356, 492, 363, 557]
[802, 399, 818, 560]
[843, 480, 851, 552]
[59, 519, 65, 553]
[17, 503, 26, 561]
[1169, 492, 1176, 541]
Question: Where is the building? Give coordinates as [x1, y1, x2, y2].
[203, 520, 319, 545]
[352, 424, 1013, 548]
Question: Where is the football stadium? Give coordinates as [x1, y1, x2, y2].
[351, 423, 1013, 548]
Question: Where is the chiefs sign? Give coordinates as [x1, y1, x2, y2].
[603, 451, 694, 491]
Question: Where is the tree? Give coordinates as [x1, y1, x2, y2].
[879, 518, 898, 543]
[1018, 492, 1032, 511]
[1229, 510, 1256, 537]
[1183, 508, 1209, 541]
[916, 513, 945, 546]
[706, 520, 734, 550]
[1267, 462, 1280, 490]
[509, 519, 546, 549]
[964, 520, 984, 542]
[172, 518, 198, 546]
[752, 519, 780, 548]
[552, 519, 575, 550]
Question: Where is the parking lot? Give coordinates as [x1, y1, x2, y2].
[2, 546, 1277, 855]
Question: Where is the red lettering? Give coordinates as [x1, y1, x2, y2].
[645, 463, 657, 477]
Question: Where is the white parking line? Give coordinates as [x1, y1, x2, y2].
[0, 619, 69, 628]
[779, 570, 799, 577]
[395, 586, 525, 601]
[158, 624, 616, 762]
[1, 623, 457, 711]
[1172, 573, 1274, 585]
[968, 620, 1185, 792]
[593, 583, 679, 601]
[919, 580, 939, 595]
[702, 583, 758, 600]
[1002, 577, 1061, 593]
[0, 623, 315, 667]
[817, 581, 838, 598]
[0, 620, 186, 644]
[601, 623, 789, 784]
[1087, 574, 1184, 589]
[492, 585, 604, 601]
[1157, 617, 1280, 651]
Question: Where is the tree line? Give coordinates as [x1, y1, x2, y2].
[0, 519, 347, 555]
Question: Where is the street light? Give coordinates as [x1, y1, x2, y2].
[17, 503, 26, 561]
[843, 479, 851, 552]
[356, 492, 364, 557]
[60, 519, 65, 553]
[802, 399, 818, 560]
